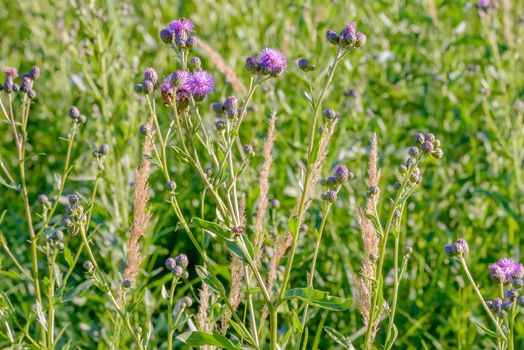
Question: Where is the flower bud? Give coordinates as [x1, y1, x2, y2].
[123, 279, 132, 288]
[322, 190, 337, 203]
[413, 132, 425, 144]
[408, 146, 419, 157]
[432, 148, 444, 159]
[99, 144, 109, 155]
[368, 185, 379, 195]
[38, 194, 49, 204]
[325, 29, 340, 45]
[425, 133, 436, 143]
[297, 58, 316, 72]
[404, 246, 413, 255]
[165, 257, 176, 270]
[143, 80, 154, 95]
[245, 57, 259, 73]
[243, 144, 255, 157]
[160, 28, 173, 43]
[167, 180, 176, 191]
[398, 164, 408, 174]
[27, 89, 37, 99]
[189, 57, 201, 71]
[29, 66, 41, 80]
[335, 165, 350, 183]
[224, 96, 238, 118]
[69, 106, 81, 119]
[422, 141, 434, 153]
[20, 76, 32, 93]
[53, 230, 64, 242]
[134, 84, 143, 94]
[172, 266, 184, 277]
[175, 254, 189, 269]
[83, 260, 94, 272]
[143, 67, 158, 86]
[212, 102, 224, 114]
[322, 108, 338, 120]
[182, 296, 193, 307]
[68, 194, 79, 205]
[215, 120, 225, 132]
[354, 32, 367, 48]
[270, 199, 280, 208]
[506, 289, 519, 302]
[139, 124, 150, 135]
[185, 36, 196, 50]
[518, 296, 524, 307]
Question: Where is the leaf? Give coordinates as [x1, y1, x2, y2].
[63, 247, 74, 268]
[283, 288, 351, 311]
[161, 284, 169, 302]
[63, 279, 95, 302]
[226, 238, 255, 262]
[195, 265, 226, 296]
[472, 320, 501, 339]
[191, 218, 231, 241]
[288, 216, 299, 239]
[177, 331, 243, 350]
[384, 323, 398, 350]
[324, 327, 355, 350]
[33, 301, 47, 331]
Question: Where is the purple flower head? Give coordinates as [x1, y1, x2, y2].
[188, 71, 214, 101]
[143, 67, 158, 86]
[167, 18, 194, 35]
[489, 258, 524, 283]
[340, 23, 357, 38]
[171, 70, 191, 89]
[258, 48, 287, 77]
[4, 67, 18, 79]
[454, 239, 469, 255]
[161, 76, 174, 106]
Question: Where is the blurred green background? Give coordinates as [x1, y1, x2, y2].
[0, 0, 523, 348]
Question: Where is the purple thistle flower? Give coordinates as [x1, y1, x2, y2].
[258, 48, 287, 77]
[167, 18, 194, 35]
[4, 67, 18, 79]
[171, 70, 191, 89]
[188, 71, 214, 101]
[489, 258, 524, 283]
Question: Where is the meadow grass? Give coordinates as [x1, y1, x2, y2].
[0, 0, 523, 349]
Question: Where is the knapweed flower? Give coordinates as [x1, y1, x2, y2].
[3, 67, 18, 93]
[327, 22, 366, 49]
[489, 258, 524, 283]
[258, 48, 287, 76]
[167, 18, 194, 35]
[188, 71, 214, 101]
[335, 165, 352, 183]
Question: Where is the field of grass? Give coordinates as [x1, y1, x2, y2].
[0, 0, 523, 349]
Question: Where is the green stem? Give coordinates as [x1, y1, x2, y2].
[278, 49, 343, 302]
[47, 251, 57, 349]
[79, 225, 144, 349]
[167, 275, 179, 350]
[459, 257, 507, 341]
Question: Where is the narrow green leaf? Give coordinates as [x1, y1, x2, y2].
[283, 288, 351, 311]
[191, 218, 231, 241]
[177, 331, 243, 350]
[324, 327, 355, 349]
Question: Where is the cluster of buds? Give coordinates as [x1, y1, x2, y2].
[46, 230, 65, 251]
[68, 106, 87, 124]
[213, 96, 239, 120]
[412, 132, 443, 159]
[325, 22, 366, 49]
[320, 165, 354, 202]
[135, 67, 158, 95]
[62, 194, 85, 236]
[160, 18, 196, 50]
[444, 238, 469, 257]
[297, 58, 317, 72]
[92, 144, 109, 172]
[1, 66, 40, 99]
[165, 254, 190, 279]
[245, 48, 287, 77]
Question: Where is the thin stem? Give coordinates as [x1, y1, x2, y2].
[47, 251, 57, 349]
[278, 49, 343, 301]
[79, 225, 144, 349]
[459, 257, 507, 341]
[167, 275, 180, 350]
